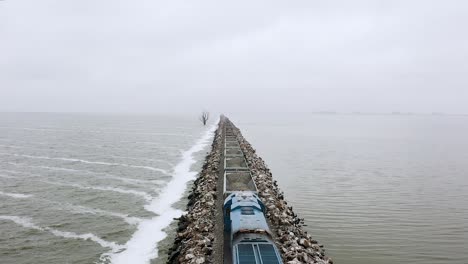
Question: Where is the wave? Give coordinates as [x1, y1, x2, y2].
[0, 174, 16, 179]
[3, 163, 166, 188]
[40, 181, 153, 201]
[67, 205, 142, 226]
[109, 155, 174, 166]
[0, 167, 46, 179]
[109, 121, 218, 264]
[0, 191, 142, 225]
[0, 169, 22, 174]
[0, 191, 32, 199]
[0, 144, 26, 149]
[0, 215, 123, 252]
[0, 153, 171, 175]
[53, 158, 170, 175]
[0, 143, 177, 167]
[39, 200, 142, 226]
[0, 167, 42, 178]
[31, 165, 81, 173]
[0, 127, 76, 133]
[0, 126, 192, 137]
[33, 165, 161, 185]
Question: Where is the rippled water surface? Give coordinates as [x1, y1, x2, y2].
[233, 113, 468, 264]
[0, 113, 214, 264]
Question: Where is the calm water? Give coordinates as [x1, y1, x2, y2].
[0, 113, 215, 264]
[232, 113, 468, 264]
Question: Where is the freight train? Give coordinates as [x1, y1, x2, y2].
[223, 125, 283, 264]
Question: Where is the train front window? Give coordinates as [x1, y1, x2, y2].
[258, 244, 280, 264]
[241, 207, 254, 215]
[236, 243, 282, 264]
[237, 244, 256, 264]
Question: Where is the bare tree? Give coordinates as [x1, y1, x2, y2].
[199, 111, 209, 126]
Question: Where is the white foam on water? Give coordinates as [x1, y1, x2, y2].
[5, 162, 21, 167]
[40, 181, 153, 201]
[101, 175, 160, 186]
[0, 144, 24, 149]
[0, 127, 75, 132]
[0, 153, 170, 175]
[0, 168, 42, 178]
[56, 158, 170, 175]
[49, 229, 123, 251]
[34, 165, 158, 185]
[35, 165, 82, 172]
[89, 186, 153, 201]
[0, 191, 32, 199]
[109, 155, 174, 166]
[109, 121, 218, 264]
[0, 144, 62, 154]
[0, 174, 16, 179]
[0, 215, 40, 229]
[0, 126, 193, 137]
[0, 169, 21, 174]
[27, 197, 143, 226]
[68, 204, 142, 226]
[0, 215, 123, 252]
[4, 163, 162, 187]
[1, 142, 177, 163]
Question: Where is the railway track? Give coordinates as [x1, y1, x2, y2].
[221, 123, 283, 264]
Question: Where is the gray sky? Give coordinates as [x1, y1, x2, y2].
[1, 0, 467, 114]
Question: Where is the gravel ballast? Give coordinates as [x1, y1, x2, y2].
[167, 117, 332, 264]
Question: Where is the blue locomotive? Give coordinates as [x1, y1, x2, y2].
[223, 192, 283, 264]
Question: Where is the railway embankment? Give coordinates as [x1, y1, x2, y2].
[167, 118, 225, 264]
[167, 117, 332, 263]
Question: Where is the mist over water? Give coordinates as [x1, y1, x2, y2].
[231, 113, 468, 264]
[0, 113, 213, 264]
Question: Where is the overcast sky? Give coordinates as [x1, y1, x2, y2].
[0, 0, 467, 114]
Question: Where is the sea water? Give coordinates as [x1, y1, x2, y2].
[0, 113, 216, 264]
[232, 113, 468, 264]
[2, 112, 467, 264]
